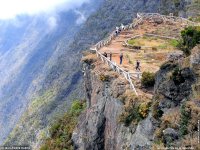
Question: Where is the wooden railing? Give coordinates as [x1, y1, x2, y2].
[91, 47, 140, 96]
[93, 17, 144, 51]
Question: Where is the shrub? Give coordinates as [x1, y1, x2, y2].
[152, 47, 158, 51]
[70, 100, 86, 115]
[170, 67, 185, 85]
[152, 100, 163, 119]
[138, 102, 151, 118]
[179, 103, 191, 137]
[178, 26, 200, 55]
[118, 93, 151, 126]
[118, 104, 142, 126]
[141, 72, 155, 87]
[99, 73, 109, 82]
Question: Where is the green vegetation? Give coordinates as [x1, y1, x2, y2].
[169, 39, 179, 47]
[128, 36, 178, 50]
[138, 102, 151, 118]
[119, 101, 151, 126]
[119, 103, 142, 126]
[40, 100, 86, 150]
[127, 39, 136, 45]
[178, 26, 200, 55]
[118, 90, 151, 126]
[158, 43, 168, 49]
[189, 16, 200, 22]
[170, 67, 185, 85]
[141, 72, 155, 87]
[4, 89, 58, 145]
[179, 103, 191, 137]
[152, 100, 163, 119]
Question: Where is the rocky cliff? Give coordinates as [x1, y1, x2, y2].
[72, 55, 156, 150]
[72, 44, 200, 149]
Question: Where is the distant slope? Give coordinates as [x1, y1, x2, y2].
[0, 1, 102, 145]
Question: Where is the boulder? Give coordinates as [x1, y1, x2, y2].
[153, 17, 164, 24]
[163, 128, 179, 145]
[167, 51, 184, 62]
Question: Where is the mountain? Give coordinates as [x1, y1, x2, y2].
[0, 0, 102, 145]
[2, 0, 200, 149]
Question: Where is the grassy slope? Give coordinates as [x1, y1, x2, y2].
[40, 100, 86, 150]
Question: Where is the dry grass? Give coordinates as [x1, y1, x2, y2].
[128, 36, 166, 47]
[181, 57, 191, 68]
[97, 65, 119, 82]
[81, 53, 97, 64]
[192, 83, 200, 99]
[161, 108, 180, 129]
[186, 101, 200, 133]
[152, 142, 165, 150]
[178, 133, 200, 150]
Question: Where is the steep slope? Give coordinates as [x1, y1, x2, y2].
[0, 1, 102, 145]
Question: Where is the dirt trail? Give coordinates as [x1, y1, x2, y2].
[99, 20, 183, 74]
[98, 20, 184, 96]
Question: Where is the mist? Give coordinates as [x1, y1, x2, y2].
[0, 0, 90, 20]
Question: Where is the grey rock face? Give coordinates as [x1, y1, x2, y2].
[163, 128, 179, 145]
[167, 51, 184, 62]
[155, 62, 195, 109]
[72, 63, 156, 150]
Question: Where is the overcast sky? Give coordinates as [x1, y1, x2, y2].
[0, 0, 90, 19]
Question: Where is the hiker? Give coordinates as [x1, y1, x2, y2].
[135, 60, 141, 71]
[116, 26, 119, 31]
[115, 30, 118, 36]
[110, 52, 112, 61]
[120, 53, 123, 65]
[121, 24, 125, 30]
[115, 26, 119, 36]
[103, 52, 107, 58]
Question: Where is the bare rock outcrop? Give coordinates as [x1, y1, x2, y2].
[72, 62, 155, 150]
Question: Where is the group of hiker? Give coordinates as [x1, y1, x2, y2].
[115, 24, 125, 36]
[102, 23, 141, 71]
[103, 52, 141, 71]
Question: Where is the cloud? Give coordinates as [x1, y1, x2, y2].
[75, 10, 86, 25]
[47, 17, 57, 31]
[0, 0, 90, 20]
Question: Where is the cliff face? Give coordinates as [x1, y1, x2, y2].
[72, 58, 156, 150]
[72, 46, 200, 149]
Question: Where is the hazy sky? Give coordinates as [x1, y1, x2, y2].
[0, 0, 90, 19]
